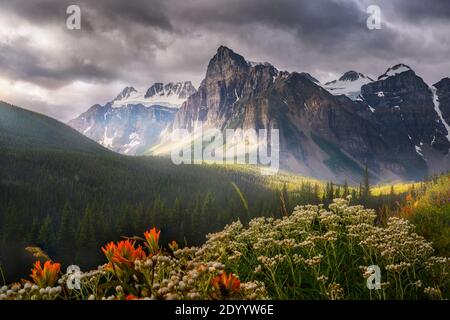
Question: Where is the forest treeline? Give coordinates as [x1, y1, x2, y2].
[0, 149, 444, 282]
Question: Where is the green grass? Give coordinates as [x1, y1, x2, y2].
[372, 182, 416, 196]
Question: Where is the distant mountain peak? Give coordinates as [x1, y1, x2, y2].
[209, 46, 248, 72]
[215, 46, 242, 60]
[114, 86, 138, 101]
[339, 71, 372, 82]
[378, 63, 413, 80]
[300, 72, 320, 84]
[144, 81, 196, 101]
[323, 71, 373, 100]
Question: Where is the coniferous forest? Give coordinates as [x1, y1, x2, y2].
[0, 145, 431, 282]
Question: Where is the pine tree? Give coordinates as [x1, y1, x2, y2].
[343, 180, 349, 197]
[281, 183, 289, 214]
[362, 164, 371, 203]
[38, 215, 54, 251]
[335, 185, 341, 198]
[57, 201, 75, 261]
[29, 217, 40, 244]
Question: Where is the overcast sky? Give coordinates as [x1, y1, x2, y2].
[0, 0, 449, 122]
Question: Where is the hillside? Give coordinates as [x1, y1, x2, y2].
[0, 101, 109, 155]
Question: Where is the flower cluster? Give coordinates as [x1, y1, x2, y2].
[196, 198, 449, 300]
[1, 198, 448, 300]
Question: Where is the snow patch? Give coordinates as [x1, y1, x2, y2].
[112, 84, 191, 109]
[83, 125, 93, 134]
[101, 127, 114, 148]
[431, 86, 450, 143]
[322, 76, 372, 100]
[415, 145, 423, 157]
[123, 132, 141, 154]
[379, 64, 411, 80]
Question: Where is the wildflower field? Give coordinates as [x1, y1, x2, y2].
[0, 197, 448, 300]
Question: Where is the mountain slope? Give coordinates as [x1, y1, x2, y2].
[0, 101, 109, 155]
[151, 46, 441, 182]
[360, 64, 450, 171]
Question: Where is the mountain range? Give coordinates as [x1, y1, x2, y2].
[69, 46, 450, 182]
[68, 82, 196, 154]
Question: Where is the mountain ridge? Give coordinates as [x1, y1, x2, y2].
[67, 46, 450, 182]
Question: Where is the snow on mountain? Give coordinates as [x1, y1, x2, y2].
[378, 64, 412, 80]
[323, 71, 373, 100]
[431, 86, 450, 143]
[112, 82, 196, 109]
[69, 82, 197, 155]
[113, 86, 138, 102]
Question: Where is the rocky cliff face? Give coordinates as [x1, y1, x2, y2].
[361, 65, 450, 158]
[155, 47, 450, 182]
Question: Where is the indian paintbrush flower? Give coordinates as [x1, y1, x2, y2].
[144, 227, 161, 254]
[30, 260, 61, 288]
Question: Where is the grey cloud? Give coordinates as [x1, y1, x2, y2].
[0, 0, 449, 120]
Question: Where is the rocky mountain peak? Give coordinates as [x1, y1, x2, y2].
[378, 63, 413, 80]
[114, 86, 137, 101]
[323, 71, 373, 100]
[144, 81, 196, 100]
[339, 71, 371, 82]
[434, 77, 450, 90]
[207, 46, 249, 77]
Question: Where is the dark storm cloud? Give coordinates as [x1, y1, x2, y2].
[0, 0, 172, 30]
[391, 0, 450, 22]
[170, 0, 366, 45]
[0, 41, 116, 88]
[0, 0, 449, 121]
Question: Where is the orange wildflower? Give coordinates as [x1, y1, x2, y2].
[125, 294, 138, 300]
[102, 240, 146, 266]
[30, 260, 61, 288]
[102, 240, 146, 280]
[211, 272, 240, 297]
[169, 240, 179, 252]
[144, 227, 161, 254]
[102, 242, 117, 261]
